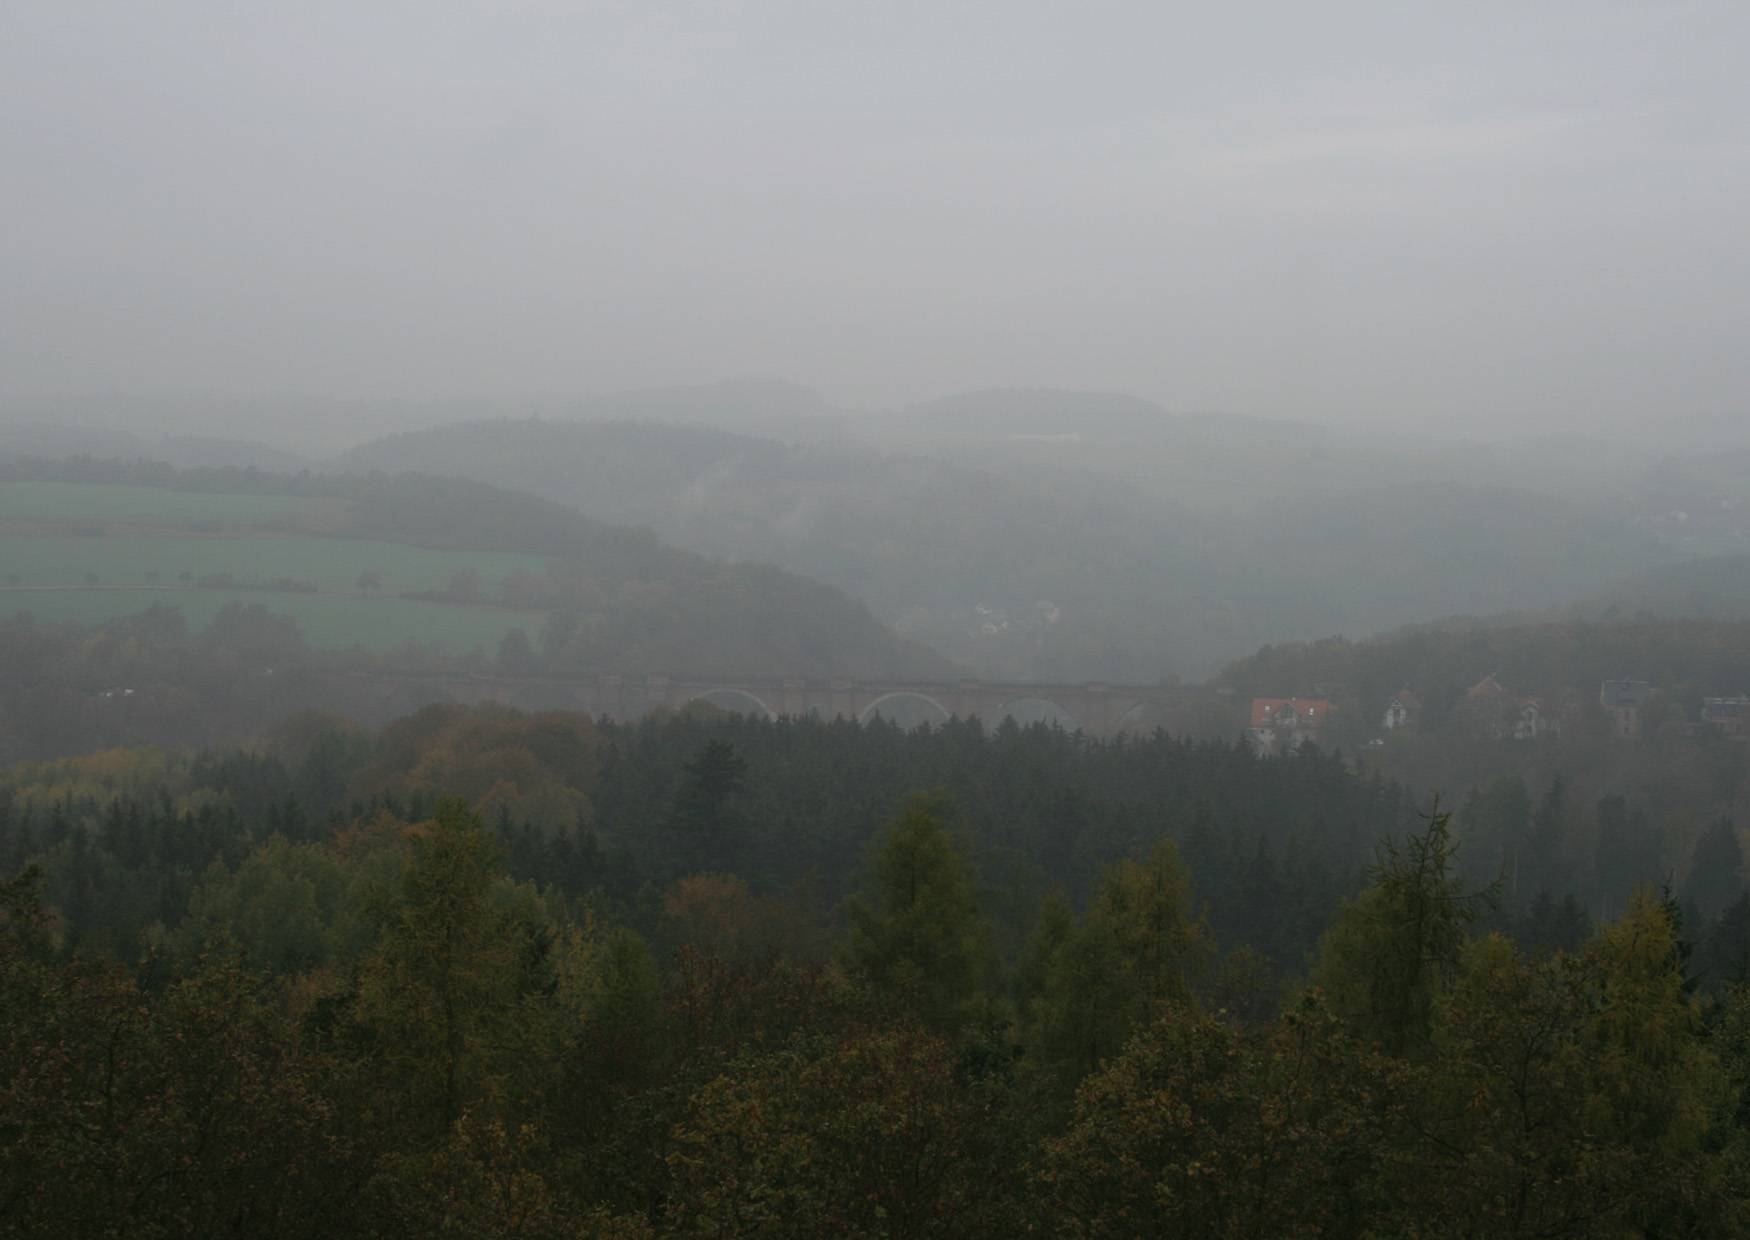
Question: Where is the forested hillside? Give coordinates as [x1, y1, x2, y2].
[5, 705, 1750, 1234]
[338, 391, 1696, 682]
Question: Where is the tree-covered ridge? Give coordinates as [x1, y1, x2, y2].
[4, 720, 1750, 1236]
[336, 408, 1687, 682]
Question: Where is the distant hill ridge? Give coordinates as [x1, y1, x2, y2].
[335, 400, 1689, 683]
[20, 380, 1745, 684]
[900, 387, 1181, 436]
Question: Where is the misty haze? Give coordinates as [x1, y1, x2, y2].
[3, 4, 1749, 1237]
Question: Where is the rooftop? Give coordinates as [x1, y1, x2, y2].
[1250, 697, 1335, 729]
[1600, 679, 1653, 708]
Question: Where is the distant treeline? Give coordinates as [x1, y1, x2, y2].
[2, 706, 1388, 979]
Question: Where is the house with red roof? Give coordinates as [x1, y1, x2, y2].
[1247, 697, 1334, 755]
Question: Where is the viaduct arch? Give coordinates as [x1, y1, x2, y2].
[996, 696, 1081, 730]
[686, 687, 778, 720]
[323, 670, 1188, 737]
[858, 691, 953, 727]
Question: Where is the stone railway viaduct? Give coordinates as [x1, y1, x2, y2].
[326, 671, 1186, 737]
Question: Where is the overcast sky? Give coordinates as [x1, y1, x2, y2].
[3, 1, 1746, 444]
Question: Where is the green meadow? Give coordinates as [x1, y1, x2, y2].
[0, 534, 548, 595]
[1, 588, 544, 654]
[0, 481, 555, 654]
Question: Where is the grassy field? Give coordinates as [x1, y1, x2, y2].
[0, 481, 555, 653]
[0, 480, 328, 526]
[0, 534, 549, 595]
[0, 588, 544, 654]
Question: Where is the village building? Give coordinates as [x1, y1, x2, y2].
[1248, 697, 1334, 755]
[1702, 696, 1749, 738]
[1465, 674, 1508, 705]
[1511, 697, 1557, 741]
[1382, 688, 1420, 731]
[1599, 680, 1653, 738]
[1462, 674, 1558, 741]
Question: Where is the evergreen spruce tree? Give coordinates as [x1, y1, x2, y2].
[1525, 774, 1566, 908]
[356, 799, 530, 1138]
[1683, 818, 1745, 922]
[1030, 840, 1206, 1090]
[670, 738, 749, 873]
[1312, 801, 1493, 1056]
[845, 793, 990, 1033]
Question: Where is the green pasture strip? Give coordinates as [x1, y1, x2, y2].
[0, 589, 545, 655]
[0, 534, 549, 594]
[0, 480, 325, 525]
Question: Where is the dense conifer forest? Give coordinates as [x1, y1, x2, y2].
[5, 704, 1750, 1235]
